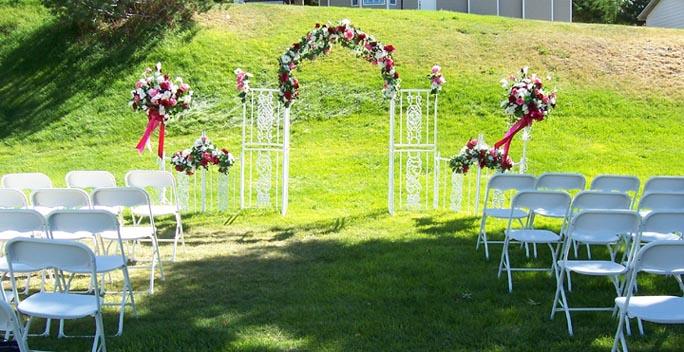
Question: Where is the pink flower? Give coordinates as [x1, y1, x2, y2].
[516, 98, 524, 105]
[344, 28, 354, 41]
[169, 98, 177, 106]
[179, 83, 190, 93]
[432, 65, 441, 74]
[159, 81, 171, 91]
[135, 80, 144, 89]
[438, 76, 446, 84]
[148, 88, 159, 97]
[466, 139, 477, 149]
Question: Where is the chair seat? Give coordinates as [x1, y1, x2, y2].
[0, 257, 38, 273]
[131, 205, 177, 217]
[532, 208, 567, 218]
[0, 231, 35, 241]
[18, 292, 99, 320]
[615, 296, 684, 324]
[560, 260, 626, 276]
[507, 229, 560, 243]
[65, 256, 124, 274]
[51, 231, 94, 241]
[634, 231, 682, 242]
[100, 226, 154, 240]
[33, 206, 89, 216]
[484, 208, 528, 219]
[571, 232, 621, 245]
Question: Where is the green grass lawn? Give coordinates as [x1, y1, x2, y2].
[1, 1, 684, 350]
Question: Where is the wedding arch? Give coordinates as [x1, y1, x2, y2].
[238, 20, 441, 215]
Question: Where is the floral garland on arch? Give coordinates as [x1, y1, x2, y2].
[495, 67, 557, 159]
[130, 62, 193, 158]
[278, 19, 400, 107]
[449, 139, 513, 174]
[170, 135, 235, 176]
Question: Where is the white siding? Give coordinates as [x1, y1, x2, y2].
[646, 0, 684, 28]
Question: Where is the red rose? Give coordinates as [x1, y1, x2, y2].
[466, 139, 477, 149]
[384, 44, 395, 53]
[327, 27, 335, 34]
[293, 43, 301, 51]
[159, 81, 170, 90]
[336, 25, 345, 33]
[284, 91, 292, 100]
[357, 33, 366, 40]
[279, 72, 289, 83]
[175, 165, 184, 172]
[293, 79, 299, 89]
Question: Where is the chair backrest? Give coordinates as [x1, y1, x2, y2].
[511, 191, 572, 216]
[567, 210, 640, 243]
[65, 171, 117, 190]
[0, 209, 46, 236]
[0, 301, 29, 352]
[571, 191, 631, 213]
[640, 211, 684, 237]
[5, 237, 96, 274]
[125, 170, 175, 189]
[31, 188, 91, 209]
[638, 192, 684, 212]
[47, 209, 119, 235]
[643, 176, 684, 194]
[1, 173, 52, 192]
[590, 175, 640, 194]
[633, 241, 684, 276]
[487, 174, 537, 192]
[91, 187, 151, 209]
[535, 173, 586, 192]
[0, 189, 28, 208]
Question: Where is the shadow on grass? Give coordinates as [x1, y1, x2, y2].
[0, 15, 199, 140]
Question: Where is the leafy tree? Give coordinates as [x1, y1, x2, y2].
[573, 0, 651, 24]
[617, 0, 651, 24]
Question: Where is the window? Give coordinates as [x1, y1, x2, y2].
[351, 0, 390, 5]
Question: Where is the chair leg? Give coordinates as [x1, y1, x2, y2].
[674, 275, 684, 294]
[93, 312, 106, 352]
[611, 313, 628, 352]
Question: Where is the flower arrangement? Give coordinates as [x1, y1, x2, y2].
[278, 19, 400, 107]
[131, 62, 193, 158]
[170, 135, 235, 175]
[235, 68, 253, 103]
[494, 67, 557, 160]
[428, 65, 446, 94]
[499, 66, 556, 124]
[449, 138, 513, 174]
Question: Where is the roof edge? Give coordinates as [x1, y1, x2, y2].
[637, 0, 660, 21]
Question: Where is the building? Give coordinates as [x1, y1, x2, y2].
[637, 0, 684, 28]
[323, 0, 573, 22]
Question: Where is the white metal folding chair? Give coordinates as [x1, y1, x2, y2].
[92, 187, 164, 294]
[1, 173, 52, 195]
[636, 192, 684, 219]
[31, 188, 91, 217]
[568, 191, 632, 259]
[612, 241, 684, 352]
[125, 170, 184, 261]
[47, 210, 136, 336]
[590, 175, 640, 207]
[550, 210, 640, 335]
[5, 238, 106, 352]
[477, 174, 536, 260]
[0, 209, 47, 298]
[642, 176, 684, 194]
[66, 171, 117, 191]
[0, 189, 28, 209]
[0, 300, 29, 352]
[498, 191, 571, 292]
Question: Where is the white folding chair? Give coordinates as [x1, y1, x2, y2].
[125, 170, 184, 261]
[636, 192, 684, 218]
[1, 173, 52, 194]
[612, 241, 684, 352]
[569, 191, 632, 259]
[590, 175, 640, 206]
[535, 173, 586, 194]
[550, 210, 640, 335]
[31, 188, 91, 216]
[0, 189, 28, 209]
[498, 191, 571, 292]
[0, 209, 47, 298]
[5, 238, 106, 352]
[92, 187, 164, 294]
[477, 174, 536, 260]
[643, 176, 684, 194]
[47, 210, 136, 336]
[66, 171, 117, 191]
[0, 300, 29, 352]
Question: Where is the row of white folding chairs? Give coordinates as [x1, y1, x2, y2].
[477, 174, 684, 259]
[0, 208, 142, 351]
[490, 190, 684, 351]
[0, 170, 185, 262]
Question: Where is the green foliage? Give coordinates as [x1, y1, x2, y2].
[39, 0, 215, 32]
[574, 0, 651, 24]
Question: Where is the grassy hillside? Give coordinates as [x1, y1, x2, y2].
[0, 1, 683, 351]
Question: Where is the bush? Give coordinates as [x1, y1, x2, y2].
[40, 0, 215, 33]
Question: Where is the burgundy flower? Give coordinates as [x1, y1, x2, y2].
[315, 23, 321, 28]
[293, 43, 301, 51]
[159, 81, 171, 91]
[384, 44, 395, 53]
[284, 91, 292, 100]
[175, 165, 184, 172]
[293, 79, 299, 89]
[393, 72, 399, 79]
[279, 72, 289, 83]
[357, 33, 366, 40]
[466, 139, 477, 149]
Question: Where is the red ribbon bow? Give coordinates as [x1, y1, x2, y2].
[494, 116, 533, 160]
[135, 109, 165, 159]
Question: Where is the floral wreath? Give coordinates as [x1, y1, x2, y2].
[278, 19, 400, 107]
[449, 139, 513, 174]
[170, 135, 235, 175]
